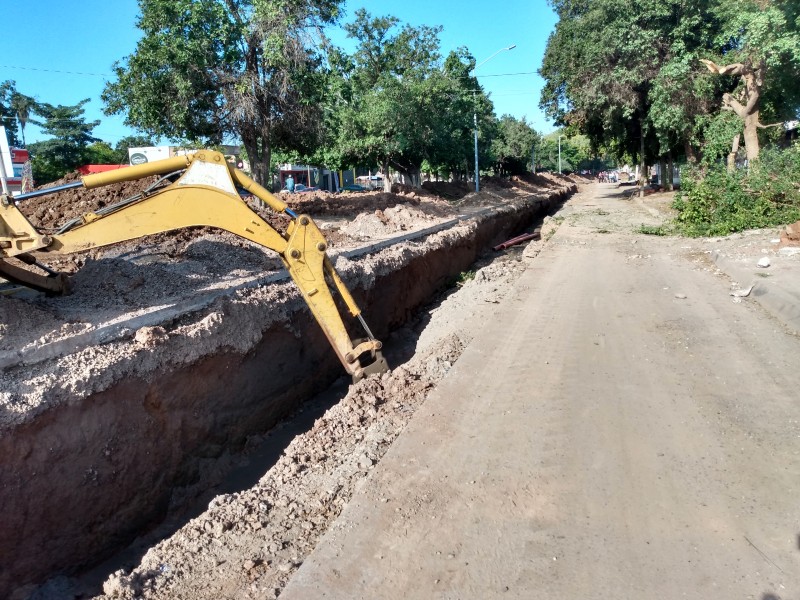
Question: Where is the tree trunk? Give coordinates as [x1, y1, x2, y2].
[411, 168, 421, 189]
[251, 149, 270, 188]
[639, 122, 647, 198]
[658, 157, 666, 189]
[743, 112, 760, 163]
[701, 59, 764, 163]
[727, 134, 741, 172]
[382, 159, 391, 192]
[684, 140, 698, 164]
[666, 151, 674, 192]
[241, 131, 271, 188]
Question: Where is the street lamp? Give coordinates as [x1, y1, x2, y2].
[472, 44, 516, 193]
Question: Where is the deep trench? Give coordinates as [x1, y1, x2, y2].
[1, 189, 571, 598]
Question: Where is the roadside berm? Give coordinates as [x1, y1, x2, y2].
[0, 172, 577, 598]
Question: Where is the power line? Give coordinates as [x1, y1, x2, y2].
[0, 64, 110, 77]
[476, 71, 537, 78]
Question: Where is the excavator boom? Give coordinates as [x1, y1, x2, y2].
[0, 151, 388, 381]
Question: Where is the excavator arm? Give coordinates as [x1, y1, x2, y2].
[0, 150, 387, 381]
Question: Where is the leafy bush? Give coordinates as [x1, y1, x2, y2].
[673, 144, 800, 236]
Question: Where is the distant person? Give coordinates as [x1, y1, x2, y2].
[286, 175, 295, 193]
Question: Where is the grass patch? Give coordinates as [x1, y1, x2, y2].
[638, 224, 669, 236]
[456, 270, 475, 287]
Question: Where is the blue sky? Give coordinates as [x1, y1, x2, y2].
[4, 0, 559, 146]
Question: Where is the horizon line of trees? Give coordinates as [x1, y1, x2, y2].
[14, 0, 795, 188]
[2, 1, 590, 188]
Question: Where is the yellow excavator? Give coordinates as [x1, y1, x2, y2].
[0, 150, 388, 382]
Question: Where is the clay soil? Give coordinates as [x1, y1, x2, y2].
[1, 169, 580, 599]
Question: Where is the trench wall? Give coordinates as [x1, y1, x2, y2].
[0, 189, 571, 595]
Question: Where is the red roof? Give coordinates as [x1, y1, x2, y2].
[77, 164, 128, 175]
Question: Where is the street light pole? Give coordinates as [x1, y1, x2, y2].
[472, 44, 516, 193]
[473, 112, 480, 192]
[558, 135, 562, 174]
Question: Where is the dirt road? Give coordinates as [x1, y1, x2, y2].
[282, 184, 800, 599]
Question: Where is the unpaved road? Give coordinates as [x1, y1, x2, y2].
[282, 184, 800, 599]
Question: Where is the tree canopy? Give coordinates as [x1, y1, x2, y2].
[540, 0, 800, 170]
[28, 99, 100, 184]
[0, 81, 22, 147]
[491, 115, 540, 175]
[103, 0, 343, 184]
[321, 9, 489, 189]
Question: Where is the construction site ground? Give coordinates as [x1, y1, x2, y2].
[282, 185, 800, 600]
[6, 179, 800, 598]
[2, 172, 571, 599]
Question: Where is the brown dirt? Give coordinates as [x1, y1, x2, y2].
[91, 237, 542, 600]
[780, 219, 800, 247]
[24, 172, 165, 231]
[54, 178, 798, 600]
[0, 168, 579, 599]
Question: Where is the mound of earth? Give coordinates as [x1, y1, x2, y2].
[23, 171, 163, 231]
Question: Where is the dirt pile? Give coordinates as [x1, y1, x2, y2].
[281, 186, 447, 216]
[421, 180, 471, 200]
[339, 204, 447, 240]
[23, 172, 163, 231]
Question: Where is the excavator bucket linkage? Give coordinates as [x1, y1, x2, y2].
[0, 151, 387, 382]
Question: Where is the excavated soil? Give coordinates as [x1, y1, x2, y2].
[1, 170, 580, 599]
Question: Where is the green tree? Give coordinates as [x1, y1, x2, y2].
[329, 10, 443, 190]
[425, 48, 489, 180]
[113, 134, 156, 164]
[541, 0, 800, 172]
[103, 0, 341, 185]
[85, 141, 121, 165]
[700, 0, 800, 161]
[0, 81, 21, 147]
[537, 132, 584, 173]
[327, 10, 486, 189]
[540, 0, 663, 185]
[491, 115, 540, 175]
[28, 99, 100, 184]
[9, 90, 35, 147]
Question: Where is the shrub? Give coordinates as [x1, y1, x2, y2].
[673, 144, 800, 236]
